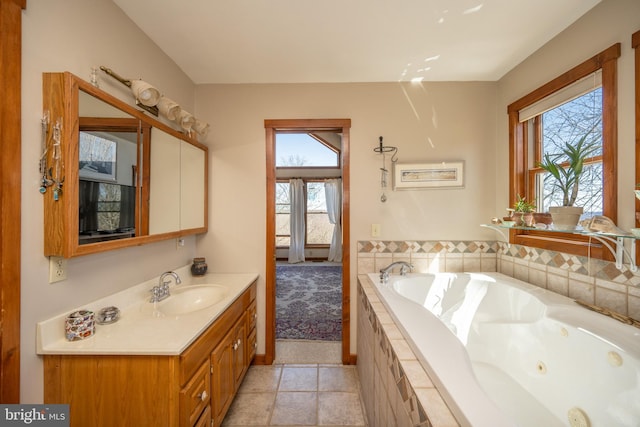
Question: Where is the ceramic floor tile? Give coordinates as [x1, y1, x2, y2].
[238, 365, 282, 393]
[318, 367, 359, 392]
[270, 391, 318, 425]
[279, 366, 318, 391]
[221, 391, 276, 426]
[275, 340, 342, 364]
[318, 391, 366, 426]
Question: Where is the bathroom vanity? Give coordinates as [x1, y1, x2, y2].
[38, 272, 258, 427]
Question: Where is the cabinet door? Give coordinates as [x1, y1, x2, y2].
[232, 320, 246, 388]
[180, 361, 211, 427]
[211, 332, 234, 427]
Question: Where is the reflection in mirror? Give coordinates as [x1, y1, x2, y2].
[78, 127, 138, 244]
[78, 89, 143, 245]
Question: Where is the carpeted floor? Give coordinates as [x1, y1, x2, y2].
[276, 264, 342, 341]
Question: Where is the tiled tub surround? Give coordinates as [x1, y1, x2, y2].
[357, 276, 460, 427]
[356, 240, 640, 426]
[357, 240, 640, 320]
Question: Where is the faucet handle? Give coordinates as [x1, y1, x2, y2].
[400, 263, 413, 275]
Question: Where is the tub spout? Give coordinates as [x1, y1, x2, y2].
[379, 261, 413, 282]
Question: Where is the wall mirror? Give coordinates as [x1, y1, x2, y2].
[43, 72, 208, 258]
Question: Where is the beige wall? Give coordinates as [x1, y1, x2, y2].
[194, 82, 499, 356]
[21, 0, 198, 402]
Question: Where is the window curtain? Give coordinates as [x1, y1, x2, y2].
[288, 178, 305, 263]
[324, 178, 342, 262]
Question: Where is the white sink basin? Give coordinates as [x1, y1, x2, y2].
[142, 284, 228, 316]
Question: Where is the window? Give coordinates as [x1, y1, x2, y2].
[275, 133, 339, 167]
[275, 182, 291, 246]
[274, 180, 333, 247]
[508, 44, 620, 258]
[533, 87, 603, 217]
[306, 182, 332, 245]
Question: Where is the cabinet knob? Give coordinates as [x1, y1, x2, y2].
[198, 390, 208, 401]
[237, 338, 242, 346]
[233, 342, 238, 350]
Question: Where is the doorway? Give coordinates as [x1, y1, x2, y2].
[265, 119, 352, 365]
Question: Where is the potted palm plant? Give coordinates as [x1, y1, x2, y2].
[536, 135, 598, 230]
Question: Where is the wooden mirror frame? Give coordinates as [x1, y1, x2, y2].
[43, 72, 208, 258]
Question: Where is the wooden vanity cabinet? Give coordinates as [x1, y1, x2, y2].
[43, 281, 257, 427]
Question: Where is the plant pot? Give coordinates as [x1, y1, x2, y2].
[510, 212, 521, 226]
[549, 206, 583, 231]
[522, 212, 535, 227]
[533, 212, 553, 226]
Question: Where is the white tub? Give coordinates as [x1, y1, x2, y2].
[367, 272, 640, 427]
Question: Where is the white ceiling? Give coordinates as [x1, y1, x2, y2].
[113, 0, 601, 84]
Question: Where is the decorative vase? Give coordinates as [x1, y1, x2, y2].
[549, 206, 583, 231]
[191, 257, 208, 276]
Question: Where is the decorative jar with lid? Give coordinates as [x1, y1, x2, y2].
[191, 257, 208, 276]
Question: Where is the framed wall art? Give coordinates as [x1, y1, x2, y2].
[393, 161, 464, 189]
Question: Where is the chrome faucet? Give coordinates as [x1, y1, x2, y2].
[379, 261, 413, 283]
[150, 271, 182, 302]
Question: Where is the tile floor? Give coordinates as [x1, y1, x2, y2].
[222, 363, 367, 426]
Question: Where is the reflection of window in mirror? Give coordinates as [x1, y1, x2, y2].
[78, 117, 140, 245]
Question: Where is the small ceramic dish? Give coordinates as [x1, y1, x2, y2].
[96, 306, 120, 325]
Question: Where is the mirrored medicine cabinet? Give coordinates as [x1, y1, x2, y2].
[42, 72, 208, 258]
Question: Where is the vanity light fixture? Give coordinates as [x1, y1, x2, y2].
[130, 80, 161, 107]
[99, 65, 211, 140]
[99, 66, 160, 116]
[193, 119, 210, 138]
[175, 110, 196, 132]
[157, 96, 182, 121]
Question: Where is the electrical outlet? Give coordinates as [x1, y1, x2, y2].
[49, 256, 67, 283]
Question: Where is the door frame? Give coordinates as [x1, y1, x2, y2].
[0, 0, 26, 402]
[264, 119, 352, 365]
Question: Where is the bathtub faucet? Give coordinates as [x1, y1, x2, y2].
[379, 261, 413, 282]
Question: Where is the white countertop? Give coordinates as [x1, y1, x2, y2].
[37, 268, 259, 356]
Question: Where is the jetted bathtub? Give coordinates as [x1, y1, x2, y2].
[367, 272, 640, 427]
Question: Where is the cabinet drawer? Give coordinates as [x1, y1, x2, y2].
[246, 299, 257, 332]
[246, 327, 257, 365]
[180, 360, 211, 427]
[193, 405, 211, 427]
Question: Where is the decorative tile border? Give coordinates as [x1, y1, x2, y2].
[357, 240, 498, 254]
